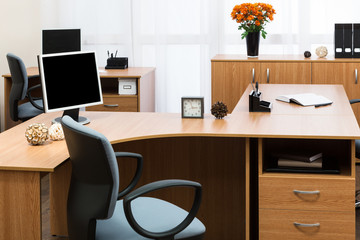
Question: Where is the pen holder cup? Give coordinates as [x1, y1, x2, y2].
[249, 90, 272, 112]
[105, 57, 128, 69]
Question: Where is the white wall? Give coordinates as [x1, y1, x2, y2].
[0, 0, 42, 131]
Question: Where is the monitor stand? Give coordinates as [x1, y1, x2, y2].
[52, 108, 90, 125]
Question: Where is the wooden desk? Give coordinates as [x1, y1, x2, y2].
[2, 67, 155, 130]
[0, 84, 358, 240]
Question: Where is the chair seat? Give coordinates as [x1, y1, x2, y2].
[18, 100, 43, 120]
[96, 197, 205, 240]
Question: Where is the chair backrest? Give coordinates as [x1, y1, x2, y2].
[61, 116, 120, 239]
[6, 53, 28, 121]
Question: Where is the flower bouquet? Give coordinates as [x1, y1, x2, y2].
[231, 3, 276, 39]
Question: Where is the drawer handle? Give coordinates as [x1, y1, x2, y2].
[104, 104, 119, 108]
[294, 222, 320, 228]
[293, 190, 320, 195]
[356, 69, 358, 84]
[252, 68, 255, 83]
[266, 68, 270, 83]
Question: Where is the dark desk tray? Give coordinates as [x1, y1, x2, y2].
[105, 65, 128, 69]
[265, 167, 340, 174]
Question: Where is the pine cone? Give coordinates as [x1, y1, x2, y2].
[211, 101, 228, 119]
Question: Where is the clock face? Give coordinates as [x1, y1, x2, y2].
[182, 98, 204, 118]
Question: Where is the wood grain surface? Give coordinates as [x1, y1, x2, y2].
[0, 171, 41, 240]
[259, 176, 354, 211]
[259, 209, 354, 240]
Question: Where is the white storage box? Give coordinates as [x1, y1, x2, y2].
[118, 78, 137, 95]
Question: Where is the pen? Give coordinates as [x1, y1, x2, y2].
[107, 50, 109, 58]
[250, 81, 256, 95]
[115, 50, 118, 58]
[314, 102, 332, 108]
[255, 81, 259, 95]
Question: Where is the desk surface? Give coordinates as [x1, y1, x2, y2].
[0, 84, 359, 172]
[2, 66, 156, 79]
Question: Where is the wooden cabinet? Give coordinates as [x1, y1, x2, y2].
[211, 61, 260, 112]
[259, 62, 311, 84]
[212, 55, 360, 119]
[212, 55, 311, 113]
[258, 137, 355, 240]
[86, 68, 155, 113]
[312, 62, 360, 124]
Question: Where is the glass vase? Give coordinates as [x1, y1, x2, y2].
[246, 32, 260, 58]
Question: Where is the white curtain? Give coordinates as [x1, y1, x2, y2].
[40, 0, 360, 113]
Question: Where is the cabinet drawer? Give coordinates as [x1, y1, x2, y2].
[259, 176, 354, 211]
[259, 209, 354, 240]
[86, 96, 138, 112]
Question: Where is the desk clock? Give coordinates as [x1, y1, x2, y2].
[181, 97, 204, 118]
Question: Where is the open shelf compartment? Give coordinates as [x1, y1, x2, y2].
[259, 138, 352, 177]
[100, 77, 138, 96]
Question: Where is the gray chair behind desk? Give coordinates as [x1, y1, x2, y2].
[350, 99, 360, 208]
[6, 53, 43, 122]
[350, 99, 360, 159]
[61, 115, 205, 240]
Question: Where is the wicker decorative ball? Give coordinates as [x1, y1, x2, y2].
[211, 101, 228, 119]
[49, 123, 64, 141]
[315, 46, 328, 58]
[25, 123, 49, 145]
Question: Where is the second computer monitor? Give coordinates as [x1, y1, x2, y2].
[42, 29, 81, 54]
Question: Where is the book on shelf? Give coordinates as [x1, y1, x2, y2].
[277, 158, 323, 169]
[274, 151, 322, 163]
[276, 93, 332, 107]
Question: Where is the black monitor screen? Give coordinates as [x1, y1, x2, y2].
[42, 29, 81, 54]
[39, 51, 102, 112]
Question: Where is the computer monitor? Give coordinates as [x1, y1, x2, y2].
[38, 51, 103, 124]
[42, 29, 81, 54]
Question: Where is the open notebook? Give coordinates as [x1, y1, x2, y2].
[276, 93, 333, 107]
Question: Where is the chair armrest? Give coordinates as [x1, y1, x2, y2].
[115, 152, 143, 199]
[350, 99, 360, 105]
[123, 179, 202, 239]
[26, 84, 44, 110]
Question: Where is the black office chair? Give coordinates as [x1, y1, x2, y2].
[350, 99, 360, 208]
[61, 115, 205, 240]
[6, 53, 44, 122]
[349, 99, 360, 159]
